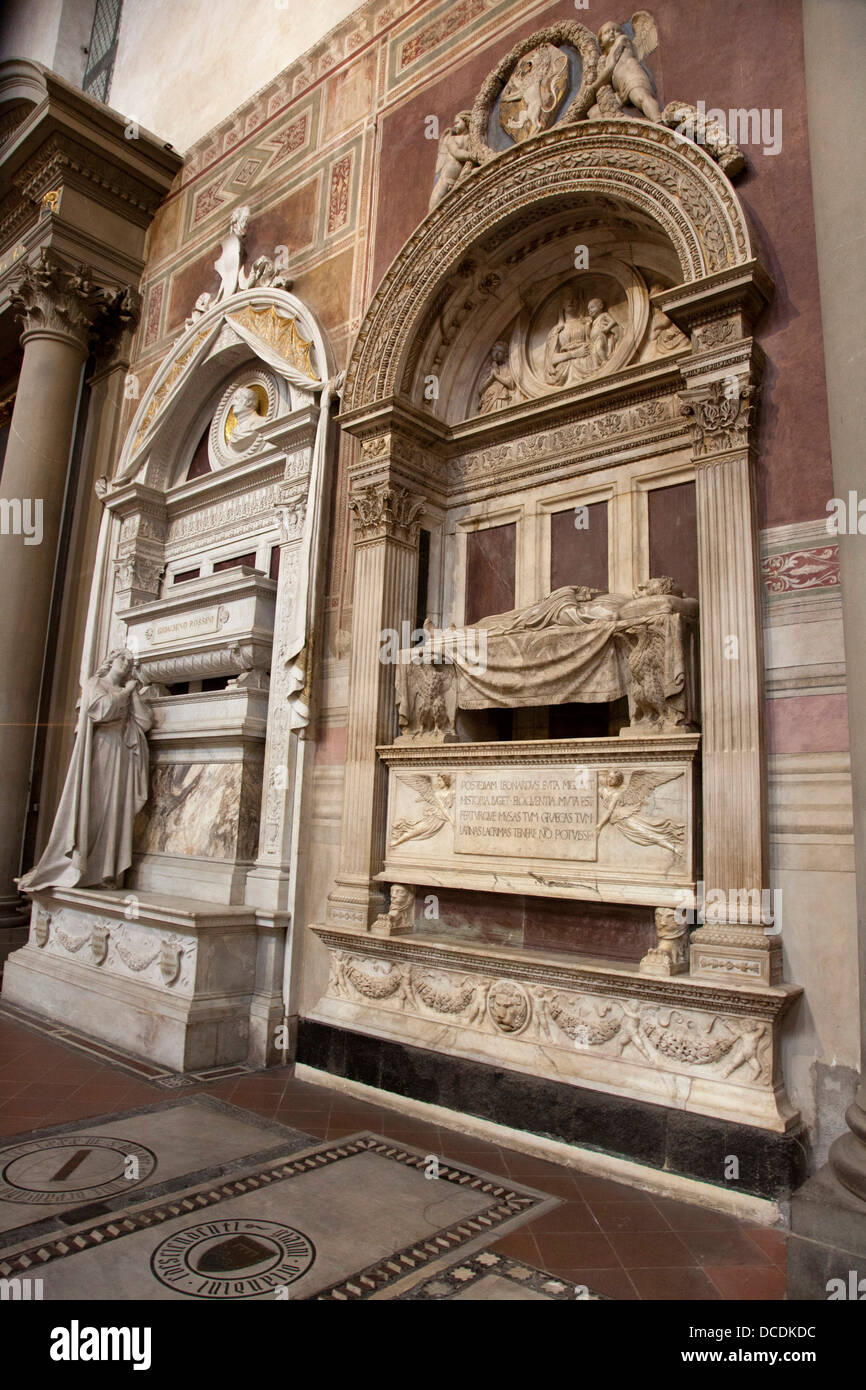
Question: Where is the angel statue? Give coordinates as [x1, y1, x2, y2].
[214, 206, 250, 301]
[429, 112, 475, 211]
[390, 773, 454, 847]
[597, 768, 684, 857]
[588, 13, 661, 122]
[18, 649, 153, 892]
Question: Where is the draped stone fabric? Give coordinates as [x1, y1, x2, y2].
[18, 673, 152, 891]
[395, 585, 698, 729]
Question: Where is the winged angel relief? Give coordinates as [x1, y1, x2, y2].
[597, 769, 685, 858]
[390, 774, 455, 847]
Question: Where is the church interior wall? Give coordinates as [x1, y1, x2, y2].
[3, 0, 858, 1185]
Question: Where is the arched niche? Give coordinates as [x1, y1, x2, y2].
[343, 120, 755, 416]
[87, 287, 339, 916]
[406, 201, 686, 426]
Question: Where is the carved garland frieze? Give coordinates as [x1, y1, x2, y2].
[41, 909, 193, 989]
[450, 392, 681, 489]
[325, 948, 773, 1086]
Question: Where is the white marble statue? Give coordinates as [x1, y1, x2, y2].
[477, 341, 518, 413]
[18, 650, 153, 892]
[429, 113, 475, 211]
[214, 206, 250, 301]
[589, 13, 661, 122]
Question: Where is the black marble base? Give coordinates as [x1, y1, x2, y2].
[297, 1019, 808, 1201]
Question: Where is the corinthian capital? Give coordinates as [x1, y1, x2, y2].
[10, 250, 139, 357]
[349, 481, 424, 545]
[678, 375, 757, 459]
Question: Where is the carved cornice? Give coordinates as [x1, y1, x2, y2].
[12, 132, 165, 224]
[349, 481, 424, 546]
[10, 249, 139, 356]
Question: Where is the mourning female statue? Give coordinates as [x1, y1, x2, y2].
[18, 650, 153, 892]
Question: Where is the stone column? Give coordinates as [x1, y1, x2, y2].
[678, 356, 779, 984]
[0, 253, 129, 925]
[326, 478, 423, 930]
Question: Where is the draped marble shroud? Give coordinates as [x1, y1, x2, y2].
[395, 586, 699, 729]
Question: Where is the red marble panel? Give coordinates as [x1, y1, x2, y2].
[465, 521, 516, 623]
[551, 500, 608, 593]
[648, 481, 698, 599]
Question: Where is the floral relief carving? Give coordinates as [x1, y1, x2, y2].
[322, 945, 773, 1086]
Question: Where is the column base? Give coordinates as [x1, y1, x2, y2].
[326, 875, 387, 931]
[828, 1091, 866, 1202]
[690, 924, 782, 985]
[788, 1164, 866, 1300]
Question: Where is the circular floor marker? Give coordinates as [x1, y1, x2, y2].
[0, 1135, 157, 1204]
[151, 1218, 316, 1298]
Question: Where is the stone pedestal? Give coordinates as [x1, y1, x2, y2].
[3, 887, 288, 1071]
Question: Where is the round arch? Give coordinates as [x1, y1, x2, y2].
[344, 119, 755, 413]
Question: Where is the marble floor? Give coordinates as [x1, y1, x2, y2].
[0, 1008, 787, 1301]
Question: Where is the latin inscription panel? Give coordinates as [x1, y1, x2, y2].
[454, 769, 598, 860]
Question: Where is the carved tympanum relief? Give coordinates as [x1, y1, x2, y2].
[467, 265, 682, 419]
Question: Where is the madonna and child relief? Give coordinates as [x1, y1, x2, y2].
[474, 276, 628, 414]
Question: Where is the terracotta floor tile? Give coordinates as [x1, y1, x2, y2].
[524, 1200, 598, 1235]
[573, 1173, 656, 1203]
[0, 1096, 62, 1117]
[590, 1201, 670, 1233]
[533, 1230, 620, 1270]
[681, 1229, 773, 1267]
[629, 1266, 722, 1300]
[607, 1230, 695, 1267]
[742, 1226, 788, 1267]
[705, 1263, 787, 1300]
[506, 1170, 586, 1199]
[489, 1228, 543, 1264]
[654, 1195, 740, 1231]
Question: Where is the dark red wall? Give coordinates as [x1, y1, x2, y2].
[371, 0, 831, 532]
